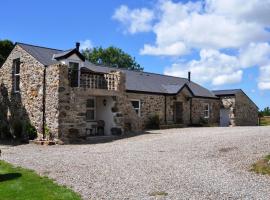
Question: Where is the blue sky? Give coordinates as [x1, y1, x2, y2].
[1, 0, 269, 109]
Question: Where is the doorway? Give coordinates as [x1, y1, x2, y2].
[173, 101, 183, 123]
[220, 108, 230, 127]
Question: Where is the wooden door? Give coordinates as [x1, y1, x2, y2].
[174, 102, 183, 123]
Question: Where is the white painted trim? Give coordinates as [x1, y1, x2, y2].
[203, 103, 210, 119]
[86, 97, 96, 121]
[130, 99, 141, 117]
[14, 59, 20, 93]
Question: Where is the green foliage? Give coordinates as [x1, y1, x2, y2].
[0, 123, 12, 139]
[0, 160, 81, 200]
[25, 123, 37, 140]
[199, 117, 208, 126]
[259, 107, 270, 116]
[82, 46, 143, 71]
[13, 120, 23, 139]
[0, 40, 14, 67]
[146, 115, 160, 129]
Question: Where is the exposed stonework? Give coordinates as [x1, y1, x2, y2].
[0, 45, 45, 138]
[235, 92, 258, 126]
[0, 44, 258, 143]
[218, 92, 258, 126]
[191, 98, 220, 125]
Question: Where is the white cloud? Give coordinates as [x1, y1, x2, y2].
[206, 0, 270, 26]
[258, 65, 270, 90]
[140, 42, 188, 56]
[164, 48, 242, 85]
[239, 42, 270, 67]
[212, 70, 243, 86]
[80, 39, 93, 50]
[137, 0, 270, 56]
[113, 0, 270, 89]
[112, 5, 154, 34]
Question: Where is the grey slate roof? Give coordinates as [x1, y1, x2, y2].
[212, 89, 242, 96]
[17, 43, 62, 66]
[17, 43, 217, 98]
[53, 49, 73, 59]
[84, 61, 217, 98]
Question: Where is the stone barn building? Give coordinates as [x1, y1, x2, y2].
[212, 89, 259, 127]
[0, 42, 259, 143]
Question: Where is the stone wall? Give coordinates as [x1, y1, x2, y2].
[0, 45, 45, 138]
[235, 92, 258, 126]
[220, 96, 236, 126]
[124, 88, 219, 128]
[166, 87, 192, 125]
[191, 98, 220, 125]
[45, 64, 62, 139]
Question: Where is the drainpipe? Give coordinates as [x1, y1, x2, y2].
[164, 95, 167, 124]
[42, 66, 47, 139]
[189, 97, 192, 125]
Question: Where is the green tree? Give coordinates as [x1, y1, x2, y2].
[0, 40, 14, 67]
[82, 46, 143, 71]
[259, 107, 270, 116]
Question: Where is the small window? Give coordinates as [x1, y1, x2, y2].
[86, 98, 95, 121]
[13, 58, 20, 92]
[69, 62, 79, 87]
[203, 103, 210, 118]
[131, 100, 140, 116]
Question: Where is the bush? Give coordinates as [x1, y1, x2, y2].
[13, 120, 23, 139]
[25, 123, 37, 140]
[0, 123, 12, 139]
[146, 115, 160, 129]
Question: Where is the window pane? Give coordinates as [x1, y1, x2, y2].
[86, 99, 95, 108]
[131, 101, 139, 109]
[86, 110, 95, 121]
[15, 59, 20, 74]
[15, 75, 20, 91]
[69, 62, 79, 70]
[69, 62, 79, 87]
[204, 104, 209, 110]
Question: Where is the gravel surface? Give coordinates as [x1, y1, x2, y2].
[1, 126, 270, 200]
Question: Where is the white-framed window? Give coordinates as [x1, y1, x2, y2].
[130, 99, 141, 116]
[69, 62, 80, 87]
[203, 103, 210, 118]
[86, 97, 96, 121]
[13, 58, 20, 92]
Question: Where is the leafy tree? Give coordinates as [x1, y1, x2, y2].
[82, 46, 143, 71]
[0, 40, 14, 67]
[259, 107, 270, 116]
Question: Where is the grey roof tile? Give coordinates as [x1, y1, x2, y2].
[212, 89, 242, 96]
[17, 43, 217, 98]
[17, 43, 62, 66]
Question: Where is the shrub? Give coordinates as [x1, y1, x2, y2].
[0, 123, 12, 139]
[13, 120, 23, 139]
[146, 115, 160, 129]
[25, 123, 37, 140]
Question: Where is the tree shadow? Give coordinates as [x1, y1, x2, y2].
[0, 81, 34, 144]
[0, 173, 22, 182]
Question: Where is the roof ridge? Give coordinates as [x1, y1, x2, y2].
[212, 89, 242, 91]
[16, 42, 63, 51]
[86, 61, 188, 80]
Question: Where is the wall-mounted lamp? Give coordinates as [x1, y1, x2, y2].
[103, 99, 107, 106]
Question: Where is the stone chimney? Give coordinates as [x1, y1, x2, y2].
[76, 42, 80, 51]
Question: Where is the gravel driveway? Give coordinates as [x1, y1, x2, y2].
[1, 126, 270, 200]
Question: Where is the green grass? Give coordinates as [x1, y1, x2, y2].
[0, 160, 81, 200]
[149, 191, 168, 197]
[251, 155, 270, 175]
[259, 117, 270, 126]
